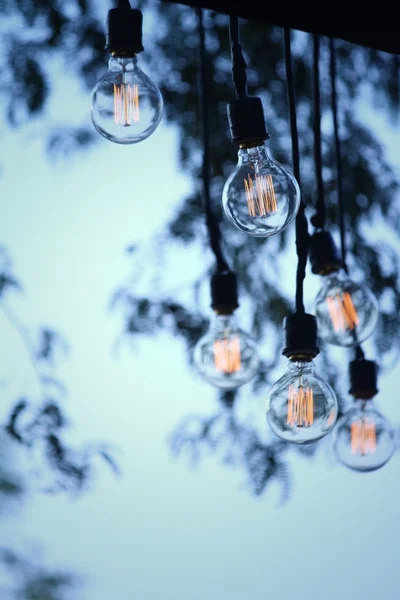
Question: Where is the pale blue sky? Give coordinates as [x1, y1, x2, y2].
[0, 16, 400, 600]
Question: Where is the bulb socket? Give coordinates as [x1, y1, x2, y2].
[349, 359, 378, 399]
[227, 97, 269, 146]
[106, 5, 144, 56]
[309, 231, 342, 275]
[282, 312, 320, 360]
[211, 270, 239, 313]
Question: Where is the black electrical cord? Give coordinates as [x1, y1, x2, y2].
[228, 15, 247, 100]
[311, 34, 326, 230]
[283, 28, 308, 314]
[329, 38, 348, 275]
[330, 38, 365, 361]
[197, 8, 229, 273]
[354, 345, 366, 360]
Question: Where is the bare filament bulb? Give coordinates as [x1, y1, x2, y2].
[90, 56, 163, 144]
[267, 360, 337, 444]
[114, 83, 139, 125]
[287, 385, 314, 427]
[315, 270, 378, 347]
[351, 418, 376, 455]
[222, 143, 300, 237]
[326, 291, 359, 333]
[194, 313, 259, 389]
[244, 173, 278, 217]
[334, 400, 395, 471]
[214, 336, 241, 374]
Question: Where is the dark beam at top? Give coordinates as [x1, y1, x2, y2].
[161, 0, 400, 55]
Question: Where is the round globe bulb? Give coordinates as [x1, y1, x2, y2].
[266, 360, 338, 444]
[222, 143, 300, 237]
[194, 313, 259, 389]
[90, 56, 163, 144]
[315, 269, 379, 347]
[334, 400, 395, 472]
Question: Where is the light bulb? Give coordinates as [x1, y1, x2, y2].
[267, 360, 338, 444]
[222, 143, 301, 237]
[315, 269, 379, 347]
[334, 400, 395, 471]
[90, 56, 163, 144]
[194, 312, 259, 389]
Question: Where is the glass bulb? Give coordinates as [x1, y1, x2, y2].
[334, 400, 395, 471]
[90, 56, 163, 144]
[222, 143, 301, 237]
[194, 313, 259, 389]
[266, 360, 338, 444]
[315, 269, 379, 347]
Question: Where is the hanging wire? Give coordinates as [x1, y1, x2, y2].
[329, 38, 365, 361]
[329, 38, 348, 274]
[311, 34, 326, 230]
[197, 7, 229, 273]
[283, 28, 308, 314]
[228, 15, 247, 100]
[354, 344, 365, 360]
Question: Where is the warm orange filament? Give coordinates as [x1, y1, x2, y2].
[327, 410, 337, 428]
[214, 337, 241, 374]
[351, 418, 377, 455]
[113, 83, 139, 125]
[287, 385, 314, 427]
[244, 174, 278, 217]
[326, 291, 359, 332]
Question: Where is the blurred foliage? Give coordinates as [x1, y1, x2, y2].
[0, 438, 78, 599]
[170, 392, 293, 502]
[0, 248, 118, 494]
[1, 0, 400, 503]
[0, 547, 77, 600]
[0, 249, 103, 597]
[0, 456, 23, 504]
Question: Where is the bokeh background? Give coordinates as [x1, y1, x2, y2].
[1, 1, 400, 598]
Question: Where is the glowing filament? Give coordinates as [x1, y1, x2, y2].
[244, 174, 278, 217]
[326, 291, 359, 332]
[287, 385, 314, 427]
[214, 337, 241, 374]
[351, 418, 377, 455]
[114, 83, 139, 126]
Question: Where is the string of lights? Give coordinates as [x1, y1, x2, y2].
[309, 36, 379, 348]
[266, 29, 338, 445]
[87, 2, 395, 470]
[329, 39, 395, 471]
[193, 8, 260, 390]
[222, 16, 301, 238]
